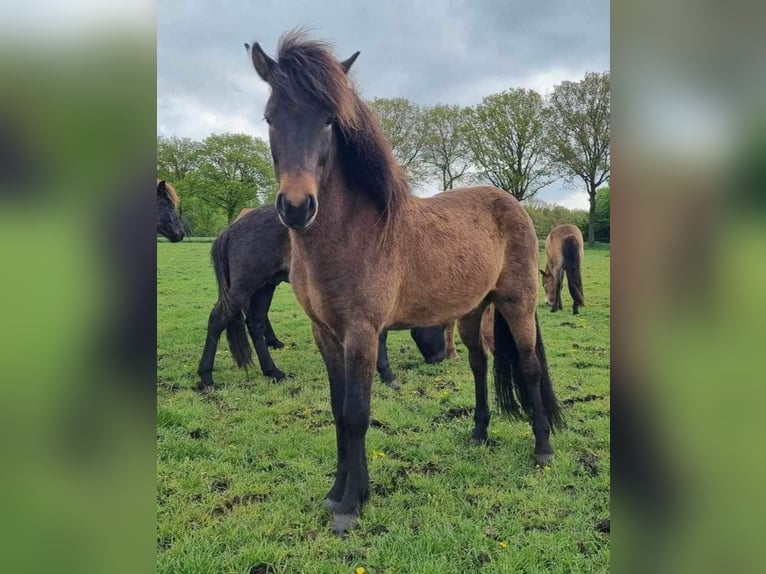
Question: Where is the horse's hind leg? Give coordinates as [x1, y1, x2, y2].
[376, 330, 399, 389]
[259, 283, 285, 348]
[246, 286, 286, 381]
[197, 301, 233, 389]
[444, 320, 459, 359]
[264, 315, 285, 349]
[494, 300, 555, 465]
[555, 269, 565, 312]
[458, 305, 491, 446]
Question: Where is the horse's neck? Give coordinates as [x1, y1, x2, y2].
[299, 164, 392, 246]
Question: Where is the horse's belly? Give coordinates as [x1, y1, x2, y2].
[391, 270, 495, 328]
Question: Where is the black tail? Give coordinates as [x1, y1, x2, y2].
[211, 232, 252, 369]
[493, 309, 564, 431]
[562, 235, 585, 308]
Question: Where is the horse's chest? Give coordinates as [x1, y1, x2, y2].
[288, 256, 340, 328]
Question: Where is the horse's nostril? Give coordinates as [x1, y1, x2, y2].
[276, 193, 287, 213]
[306, 195, 316, 214]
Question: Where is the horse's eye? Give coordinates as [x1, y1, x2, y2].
[325, 116, 335, 127]
[264, 116, 272, 125]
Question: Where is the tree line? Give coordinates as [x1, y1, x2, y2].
[158, 71, 609, 242]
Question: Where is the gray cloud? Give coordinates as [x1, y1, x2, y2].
[158, 0, 608, 204]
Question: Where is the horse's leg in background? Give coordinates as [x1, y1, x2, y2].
[444, 320, 459, 359]
[333, 325, 378, 534]
[197, 300, 236, 389]
[555, 268, 565, 312]
[260, 283, 285, 348]
[458, 306, 491, 445]
[264, 314, 285, 349]
[245, 285, 286, 381]
[495, 300, 555, 465]
[312, 323, 348, 512]
[375, 330, 399, 389]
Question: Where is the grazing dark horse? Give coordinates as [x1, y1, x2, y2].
[247, 30, 562, 534]
[157, 179, 185, 242]
[540, 224, 585, 314]
[196, 205, 449, 390]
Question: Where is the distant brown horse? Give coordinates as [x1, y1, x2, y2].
[541, 224, 585, 314]
[247, 30, 562, 534]
[157, 180, 185, 242]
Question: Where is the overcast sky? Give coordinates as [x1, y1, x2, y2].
[158, 0, 609, 208]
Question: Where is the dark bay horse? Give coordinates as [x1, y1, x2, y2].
[247, 30, 562, 534]
[157, 179, 185, 242]
[541, 224, 585, 314]
[196, 205, 449, 390]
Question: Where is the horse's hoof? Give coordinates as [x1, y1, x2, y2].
[383, 379, 401, 390]
[266, 370, 287, 382]
[194, 381, 214, 393]
[269, 341, 285, 349]
[323, 498, 340, 513]
[469, 437, 486, 447]
[535, 453, 554, 466]
[332, 513, 359, 535]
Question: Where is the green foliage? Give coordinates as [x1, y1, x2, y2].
[157, 136, 203, 182]
[368, 97, 429, 185]
[547, 72, 610, 243]
[157, 243, 610, 573]
[524, 198, 589, 239]
[593, 186, 610, 242]
[420, 105, 473, 190]
[157, 133, 277, 234]
[463, 89, 555, 201]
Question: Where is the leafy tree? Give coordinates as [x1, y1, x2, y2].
[463, 88, 555, 201]
[593, 185, 610, 242]
[524, 198, 588, 239]
[157, 136, 202, 182]
[547, 72, 610, 245]
[191, 133, 277, 223]
[421, 105, 473, 190]
[368, 97, 428, 184]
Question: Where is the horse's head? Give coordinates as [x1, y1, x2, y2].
[411, 326, 448, 364]
[540, 268, 555, 305]
[246, 32, 360, 230]
[157, 180, 185, 242]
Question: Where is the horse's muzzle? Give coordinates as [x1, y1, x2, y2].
[276, 192, 317, 230]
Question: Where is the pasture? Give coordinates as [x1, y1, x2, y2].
[157, 241, 610, 573]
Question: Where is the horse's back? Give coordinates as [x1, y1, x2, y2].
[546, 223, 584, 266]
[390, 186, 537, 327]
[220, 205, 290, 290]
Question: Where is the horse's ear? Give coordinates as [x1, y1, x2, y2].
[158, 180, 166, 192]
[340, 51, 360, 74]
[247, 42, 276, 82]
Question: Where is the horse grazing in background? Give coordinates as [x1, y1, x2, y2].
[196, 205, 450, 390]
[156, 180, 185, 242]
[247, 30, 563, 534]
[540, 224, 585, 314]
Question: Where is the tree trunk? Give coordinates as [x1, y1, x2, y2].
[588, 186, 597, 246]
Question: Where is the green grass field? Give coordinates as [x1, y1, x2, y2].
[157, 242, 610, 574]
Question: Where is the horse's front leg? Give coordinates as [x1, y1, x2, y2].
[311, 323, 347, 510]
[332, 326, 378, 535]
